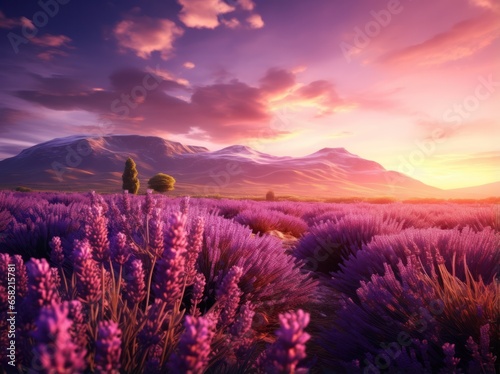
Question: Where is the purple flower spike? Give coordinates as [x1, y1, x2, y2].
[186, 216, 204, 284]
[66, 300, 88, 348]
[125, 259, 146, 305]
[143, 189, 156, 217]
[95, 320, 122, 374]
[261, 309, 311, 373]
[442, 343, 460, 371]
[190, 272, 206, 317]
[168, 315, 215, 374]
[216, 266, 243, 327]
[73, 239, 101, 304]
[138, 299, 166, 350]
[49, 236, 64, 266]
[153, 212, 187, 310]
[31, 301, 87, 374]
[180, 196, 190, 216]
[85, 205, 110, 263]
[148, 208, 164, 256]
[26, 258, 60, 309]
[111, 232, 130, 266]
[12, 255, 28, 299]
[230, 301, 255, 339]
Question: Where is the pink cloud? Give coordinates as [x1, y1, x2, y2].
[31, 34, 71, 48]
[177, 0, 234, 29]
[469, 0, 500, 10]
[221, 17, 241, 29]
[247, 14, 264, 29]
[285, 80, 344, 115]
[0, 11, 34, 30]
[259, 68, 296, 97]
[14, 68, 352, 143]
[417, 118, 499, 141]
[37, 50, 69, 61]
[114, 15, 183, 60]
[379, 12, 500, 67]
[238, 0, 255, 11]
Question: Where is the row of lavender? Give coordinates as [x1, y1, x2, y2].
[0, 191, 498, 373]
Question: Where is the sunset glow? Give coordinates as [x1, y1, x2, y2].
[0, 0, 499, 190]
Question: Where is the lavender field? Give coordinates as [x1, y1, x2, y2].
[0, 191, 498, 373]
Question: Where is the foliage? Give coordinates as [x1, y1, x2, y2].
[15, 186, 32, 192]
[266, 190, 275, 201]
[148, 173, 176, 193]
[122, 157, 140, 194]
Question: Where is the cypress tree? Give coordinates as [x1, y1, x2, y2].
[122, 157, 140, 194]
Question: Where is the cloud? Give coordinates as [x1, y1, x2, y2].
[259, 68, 296, 97]
[0, 11, 34, 30]
[238, 0, 255, 11]
[31, 34, 72, 48]
[13, 67, 349, 143]
[183, 61, 195, 69]
[37, 49, 68, 61]
[379, 12, 500, 67]
[247, 14, 264, 29]
[221, 17, 241, 29]
[285, 80, 345, 115]
[469, 0, 500, 10]
[177, 0, 235, 29]
[113, 15, 183, 59]
[417, 118, 499, 141]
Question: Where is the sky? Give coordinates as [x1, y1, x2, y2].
[0, 0, 499, 190]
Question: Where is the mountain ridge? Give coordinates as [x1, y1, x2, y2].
[0, 135, 496, 198]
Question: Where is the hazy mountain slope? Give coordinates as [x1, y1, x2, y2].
[0, 134, 467, 198]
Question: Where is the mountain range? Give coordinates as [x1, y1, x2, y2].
[0, 135, 497, 199]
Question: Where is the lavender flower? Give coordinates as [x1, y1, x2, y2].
[143, 189, 156, 216]
[66, 300, 88, 348]
[442, 343, 460, 371]
[260, 309, 311, 373]
[148, 208, 164, 256]
[121, 190, 131, 214]
[110, 232, 130, 266]
[85, 205, 110, 263]
[216, 266, 243, 327]
[144, 344, 164, 374]
[180, 196, 190, 216]
[73, 239, 101, 304]
[0, 253, 10, 284]
[11, 254, 28, 299]
[230, 301, 256, 359]
[95, 320, 122, 374]
[49, 236, 64, 266]
[230, 301, 255, 339]
[168, 315, 215, 373]
[124, 259, 146, 305]
[153, 212, 187, 310]
[190, 272, 206, 317]
[26, 258, 60, 309]
[138, 299, 167, 351]
[186, 216, 204, 284]
[30, 301, 87, 374]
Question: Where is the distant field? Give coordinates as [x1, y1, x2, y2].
[0, 191, 498, 373]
